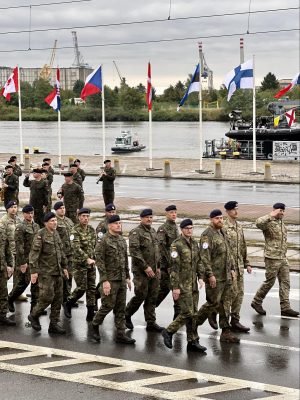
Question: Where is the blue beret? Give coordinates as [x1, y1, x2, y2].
[140, 208, 153, 218]
[78, 207, 91, 215]
[22, 204, 34, 213]
[210, 209, 223, 218]
[44, 212, 56, 222]
[5, 200, 17, 209]
[224, 201, 238, 210]
[273, 203, 285, 210]
[105, 203, 116, 212]
[108, 215, 120, 224]
[54, 201, 64, 210]
[165, 204, 177, 212]
[180, 218, 193, 229]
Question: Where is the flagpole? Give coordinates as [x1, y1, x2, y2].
[17, 66, 24, 164]
[101, 65, 106, 164]
[252, 54, 256, 172]
[149, 109, 153, 169]
[58, 110, 62, 169]
[198, 43, 203, 171]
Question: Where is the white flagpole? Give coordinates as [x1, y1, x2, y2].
[58, 109, 62, 169]
[101, 65, 106, 164]
[252, 55, 256, 172]
[149, 108, 153, 169]
[17, 66, 24, 164]
[198, 43, 203, 171]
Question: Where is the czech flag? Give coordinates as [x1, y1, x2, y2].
[274, 73, 300, 99]
[81, 65, 102, 100]
[0, 66, 18, 101]
[45, 68, 61, 111]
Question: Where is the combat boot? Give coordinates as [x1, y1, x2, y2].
[115, 332, 136, 344]
[208, 312, 218, 330]
[125, 315, 134, 330]
[251, 302, 266, 315]
[86, 306, 95, 322]
[220, 328, 240, 343]
[187, 340, 207, 353]
[281, 309, 299, 317]
[162, 329, 173, 349]
[146, 322, 164, 332]
[0, 315, 16, 326]
[8, 297, 15, 313]
[230, 318, 250, 333]
[63, 300, 73, 318]
[28, 314, 41, 331]
[48, 323, 66, 334]
[91, 324, 101, 342]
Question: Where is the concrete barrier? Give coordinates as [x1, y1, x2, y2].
[24, 147, 29, 154]
[164, 160, 171, 178]
[264, 162, 272, 180]
[114, 158, 120, 174]
[214, 160, 222, 178]
[24, 155, 30, 172]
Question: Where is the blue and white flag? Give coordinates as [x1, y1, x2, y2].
[177, 63, 200, 110]
[224, 59, 253, 101]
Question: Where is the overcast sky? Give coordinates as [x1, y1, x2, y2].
[0, 0, 299, 93]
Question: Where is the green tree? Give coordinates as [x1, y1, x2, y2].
[119, 85, 144, 109]
[73, 80, 84, 97]
[260, 72, 279, 91]
[32, 79, 53, 109]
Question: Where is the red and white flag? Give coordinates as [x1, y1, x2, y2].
[45, 68, 61, 111]
[146, 62, 152, 111]
[0, 67, 18, 101]
[274, 73, 300, 99]
[285, 108, 296, 127]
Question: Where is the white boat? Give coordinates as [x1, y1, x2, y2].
[111, 130, 146, 153]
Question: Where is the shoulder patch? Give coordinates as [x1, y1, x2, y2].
[70, 234, 74, 241]
[202, 242, 209, 249]
[171, 250, 178, 258]
[97, 232, 104, 239]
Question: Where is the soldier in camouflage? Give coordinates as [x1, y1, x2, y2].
[222, 201, 252, 333]
[196, 209, 240, 343]
[251, 203, 299, 317]
[28, 212, 68, 334]
[161, 219, 207, 353]
[8, 205, 40, 313]
[125, 208, 163, 332]
[92, 215, 135, 344]
[69, 163, 83, 187]
[64, 208, 97, 321]
[156, 204, 180, 318]
[74, 159, 86, 184]
[57, 172, 84, 224]
[98, 160, 116, 206]
[7, 156, 22, 204]
[2, 165, 18, 207]
[43, 158, 55, 175]
[42, 162, 54, 212]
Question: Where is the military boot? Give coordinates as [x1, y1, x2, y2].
[0, 315, 16, 326]
[28, 314, 41, 331]
[8, 297, 15, 313]
[125, 315, 134, 330]
[91, 324, 101, 342]
[220, 328, 240, 343]
[251, 302, 266, 315]
[63, 300, 73, 318]
[48, 323, 66, 334]
[115, 332, 136, 344]
[146, 322, 164, 332]
[162, 329, 173, 349]
[208, 312, 218, 330]
[281, 309, 299, 317]
[86, 306, 95, 322]
[187, 340, 207, 353]
[230, 318, 250, 333]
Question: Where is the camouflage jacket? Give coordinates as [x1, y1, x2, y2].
[15, 220, 39, 266]
[157, 220, 180, 270]
[23, 177, 49, 209]
[256, 214, 287, 259]
[4, 174, 18, 193]
[60, 182, 84, 211]
[0, 227, 14, 271]
[170, 235, 202, 294]
[95, 232, 129, 283]
[73, 172, 83, 187]
[99, 167, 116, 191]
[71, 224, 96, 267]
[56, 215, 74, 263]
[29, 228, 67, 275]
[129, 224, 160, 273]
[13, 164, 23, 177]
[77, 167, 86, 182]
[96, 217, 109, 238]
[0, 213, 21, 266]
[223, 218, 250, 273]
[200, 225, 234, 283]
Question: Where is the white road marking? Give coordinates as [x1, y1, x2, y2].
[0, 340, 298, 400]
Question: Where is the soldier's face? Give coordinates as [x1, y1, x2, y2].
[33, 172, 41, 179]
[65, 176, 72, 184]
[45, 217, 57, 231]
[56, 206, 65, 217]
[104, 162, 111, 168]
[8, 205, 18, 215]
[70, 167, 76, 173]
[181, 226, 193, 238]
[24, 211, 34, 222]
[79, 214, 90, 225]
[141, 215, 153, 226]
[166, 210, 177, 221]
[227, 208, 238, 219]
[109, 221, 122, 234]
[211, 216, 223, 229]
[275, 209, 285, 219]
[6, 168, 13, 175]
[106, 210, 116, 217]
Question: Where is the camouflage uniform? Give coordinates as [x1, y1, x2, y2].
[45, 172, 53, 212]
[73, 172, 83, 187]
[165, 235, 202, 342]
[12, 164, 22, 204]
[0, 227, 14, 318]
[8, 219, 40, 307]
[77, 167, 86, 183]
[125, 224, 160, 325]
[99, 167, 116, 206]
[93, 232, 130, 332]
[68, 224, 96, 306]
[59, 182, 84, 224]
[196, 226, 234, 329]
[23, 177, 49, 227]
[156, 220, 180, 313]
[96, 217, 109, 237]
[56, 215, 74, 302]
[3, 173, 19, 207]
[252, 214, 291, 311]
[222, 219, 250, 321]
[29, 228, 67, 323]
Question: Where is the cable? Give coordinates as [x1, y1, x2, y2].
[0, 28, 298, 53]
[247, 0, 252, 33]
[0, 6, 298, 36]
[0, 0, 91, 10]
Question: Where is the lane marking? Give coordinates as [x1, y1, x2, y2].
[0, 340, 298, 400]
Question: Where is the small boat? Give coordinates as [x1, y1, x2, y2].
[111, 130, 146, 153]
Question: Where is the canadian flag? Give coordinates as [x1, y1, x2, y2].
[0, 67, 18, 101]
[285, 108, 296, 127]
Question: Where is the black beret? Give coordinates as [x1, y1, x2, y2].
[78, 207, 91, 215]
[108, 214, 120, 224]
[8, 158, 15, 163]
[69, 163, 77, 168]
[104, 159, 111, 164]
[165, 204, 177, 212]
[74, 159, 81, 163]
[63, 172, 73, 177]
[5, 200, 17, 209]
[4, 165, 13, 170]
[10, 155, 17, 160]
[54, 201, 64, 210]
[105, 203, 116, 212]
[273, 202, 285, 210]
[180, 218, 193, 229]
[210, 209, 223, 218]
[140, 208, 153, 218]
[42, 162, 50, 167]
[224, 201, 238, 210]
[32, 168, 43, 174]
[22, 204, 34, 213]
[44, 212, 56, 222]
[43, 157, 51, 162]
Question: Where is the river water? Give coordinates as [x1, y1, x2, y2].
[0, 120, 228, 158]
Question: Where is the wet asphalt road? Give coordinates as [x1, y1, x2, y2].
[0, 269, 299, 399]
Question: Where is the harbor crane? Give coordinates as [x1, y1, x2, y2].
[113, 61, 126, 85]
[39, 40, 57, 80]
[72, 31, 90, 68]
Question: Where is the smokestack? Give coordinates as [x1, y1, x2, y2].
[240, 38, 244, 64]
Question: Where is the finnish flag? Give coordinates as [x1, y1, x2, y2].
[224, 59, 253, 101]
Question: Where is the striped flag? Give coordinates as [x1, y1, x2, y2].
[146, 62, 152, 111]
[274, 73, 300, 99]
[45, 68, 61, 111]
[80, 65, 102, 100]
[0, 67, 18, 101]
[224, 59, 253, 101]
[177, 63, 200, 110]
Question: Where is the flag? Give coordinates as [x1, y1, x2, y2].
[274, 116, 280, 127]
[224, 59, 253, 101]
[146, 62, 152, 111]
[274, 73, 300, 99]
[0, 67, 18, 101]
[45, 68, 61, 111]
[285, 108, 296, 127]
[177, 63, 200, 110]
[81, 65, 102, 100]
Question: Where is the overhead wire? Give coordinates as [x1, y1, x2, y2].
[0, 0, 91, 10]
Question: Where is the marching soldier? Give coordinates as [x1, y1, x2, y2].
[125, 208, 163, 332]
[69, 163, 83, 187]
[92, 215, 135, 344]
[251, 203, 299, 317]
[57, 172, 84, 224]
[42, 162, 54, 212]
[43, 157, 55, 175]
[96, 203, 117, 237]
[8, 156, 22, 178]
[97, 160, 116, 206]
[2, 165, 18, 207]
[74, 159, 86, 183]
[161, 219, 206, 353]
